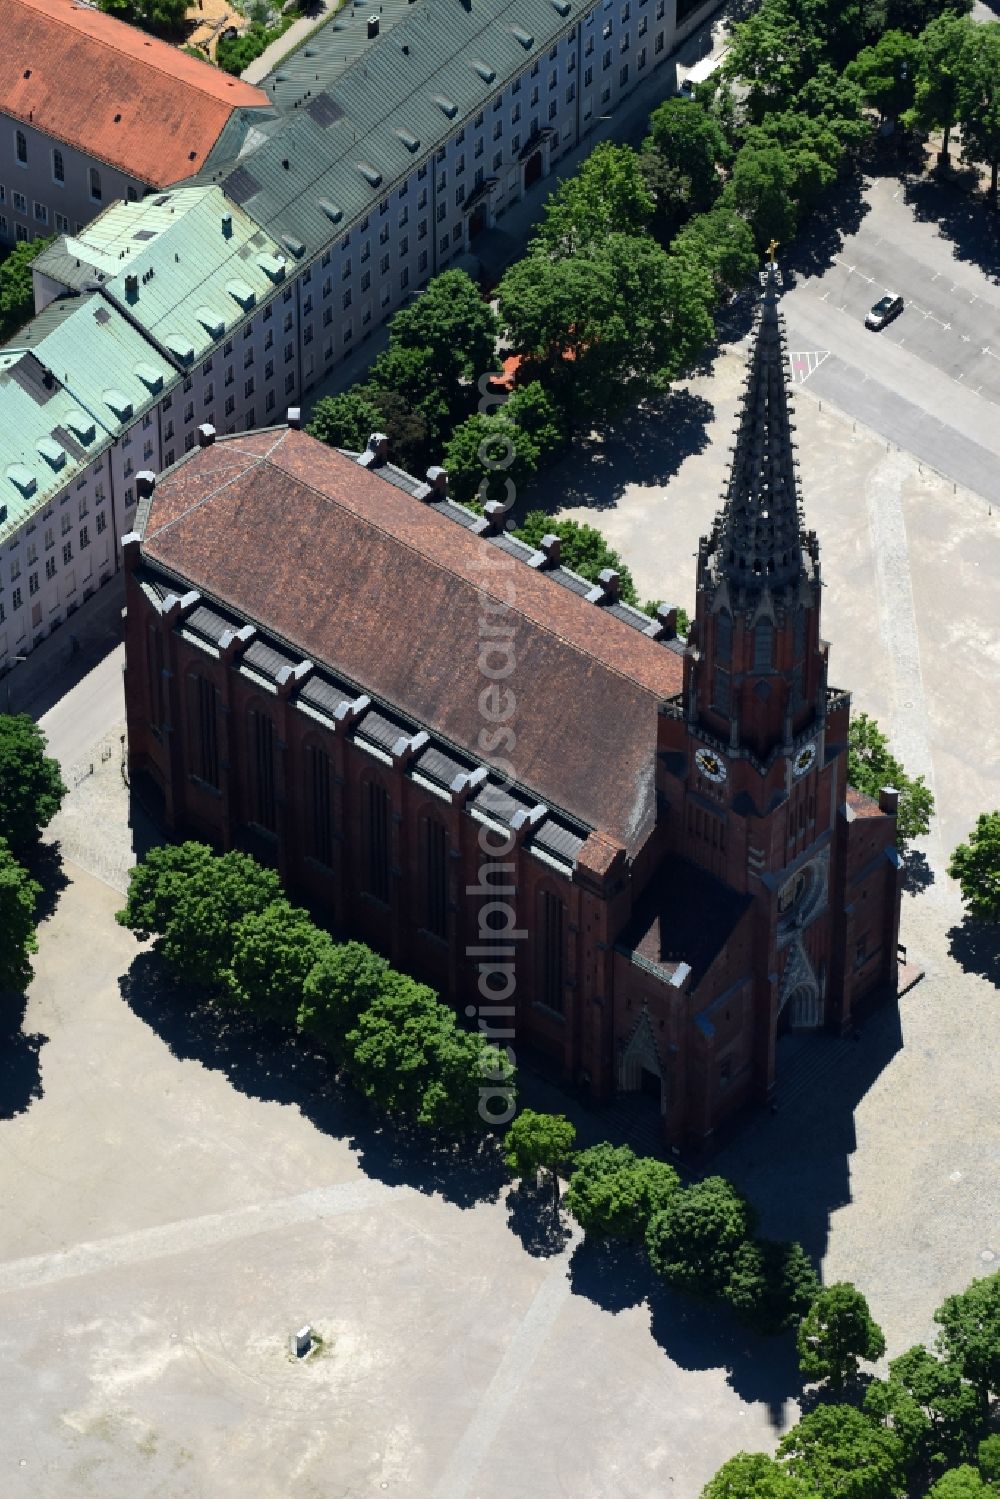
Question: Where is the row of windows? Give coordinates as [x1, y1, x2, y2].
[9, 133, 138, 204]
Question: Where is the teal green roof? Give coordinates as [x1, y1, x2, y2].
[0, 298, 172, 545]
[33, 187, 290, 371]
[194, 0, 586, 264]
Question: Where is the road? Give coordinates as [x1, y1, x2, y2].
[782, 172, 1000, 501]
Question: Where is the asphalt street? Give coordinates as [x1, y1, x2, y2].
[782, 173, 1000, 501]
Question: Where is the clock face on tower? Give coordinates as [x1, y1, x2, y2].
[792, 742, 817, 777]
[695, 747, 727, 784]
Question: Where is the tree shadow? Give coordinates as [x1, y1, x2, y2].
[903, 174, 1000, 284]
[568, 1234, 657, 1314]
[505, 1179, 573, 1258]
[118, 950, 505, 1210]
[0, 994, 46, 1121]
[946, 917, 1000, 987]
[647, 1280, 804, 1425]
[518, 388, 714, 516]
[782, 167, 873, 285]
[23, 840, 70, 925]
[902, 850, 935, 897]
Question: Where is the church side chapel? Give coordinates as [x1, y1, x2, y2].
[122, 259, 902, 1151]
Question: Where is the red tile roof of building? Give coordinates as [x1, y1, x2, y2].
[140, 428, 684, 853]
[846, 786, 885, 819]
[4, 0, 269, 188]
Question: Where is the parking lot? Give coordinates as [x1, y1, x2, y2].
[781, 170, 1000, 499]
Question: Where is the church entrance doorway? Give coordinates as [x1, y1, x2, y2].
[640, 1067, 661, 1101]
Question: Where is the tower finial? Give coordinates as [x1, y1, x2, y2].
[765, 237, 779, 264]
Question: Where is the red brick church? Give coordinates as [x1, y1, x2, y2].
[122, 264, 902, 1151]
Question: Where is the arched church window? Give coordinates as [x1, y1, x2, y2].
[753, 619, 773, 671]
[715, 610, 732, 663]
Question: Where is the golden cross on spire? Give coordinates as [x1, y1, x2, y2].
[765, 238, 779, 264]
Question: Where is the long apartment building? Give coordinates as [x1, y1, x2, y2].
[0, 0, 717, 673]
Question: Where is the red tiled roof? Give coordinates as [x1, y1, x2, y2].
[140, 428, 684, 853]
[846, 786, 885, 819]
[4, 0, 269, 189]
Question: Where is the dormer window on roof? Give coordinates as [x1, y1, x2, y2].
[257, 252, 288, 281]
[197, 306, 227, 337]
[65, 410, 96, 444]
[357, 163, 382, 189]
[226, 278, 257, 311]
[280, 233, 306, 258]
[511, 25, 534, 47]
[104, 389, 133, 422]
[36, 437, 67, 470]
[134, 362, 164, 393]
[395, 128, 422, 151]
[317, 200, 343, 224]
[432, 95, 458, 118]
[6, 464, 37, 497]
[165, 334, 195, 364]
[473, 60, 497, 82]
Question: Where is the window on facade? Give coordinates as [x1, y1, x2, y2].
[79, 525, 89, 549]
[195, 676, 220, 788]
[89, 167, 102, 202]
[249, 709, 276, 831]
[421, 817, 448, 939]
[539, 890, 565, 1013]
[363, 780, 391, 902]
[713, 670, 731, 716]
[16, 130, 27, 165]
[715, 610, 732, 662]
[62, 542, 72, 565]
[45, 556, 56, 580]
[96, 511, 107, 535]
[306, 744, 334, 866]
[754, 619, 773, 672]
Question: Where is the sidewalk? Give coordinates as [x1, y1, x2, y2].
[2, 574, 125, 724]
[302, 2, 733, 415]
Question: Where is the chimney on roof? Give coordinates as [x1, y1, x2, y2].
[481, 497, 512, 533]
[367, 13, 379, 36]
[357, 431, 389, 469]
[287, 407, 302, 429]
[197, 423, 216, 447]
[124, 273, 138, 302]
[585, 568, 620, 606]
[879, 786, 899, 816]
[136, 471, 156, 500]
[656, 603, 678, 639]
[539, 533, 561, 567]
[221, 211, 233, 238]
[426, 465, 447, 495]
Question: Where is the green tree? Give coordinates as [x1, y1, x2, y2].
[797, 1282, 886, 1391]
[724, 0, 827, 122]
[725, 1238, 820, 1333]
[444, 411, 541, 508]
[848, 711, 934, 851]
[502, 380, 565, 462]
[116, 842, 283, 990]
[532, 142, 653, 257]
[226, 900, 333, 1027]
[977, 1434, 1000, 1483]
[700, 1451, 814, 1499]
[948, 812, 1000, 922]
[927, 1467, 994, 1499]
[956, 23, 1000, 202]
[886, 0, 971, 33]
[368, 344, 451, 450]
[0, 237, 54, 344]
[778, 1405, 905, 1499]
[345, 972, 514, 1135]
[297, 941, 390, 1058]
[387, 270, 498, 422]
[643, 99, 730, 210]
[0, 714, 66, 851]
[671, 206, 759, 297]
[563, 1143, 680, 1239]
[308, 382, 436, 475]
[646, 1176, 755, 1297]
[512, 513, 639, 605]
[744, 112, 843, 214]
[907, 11, 975, 161]
[723, 145, 799, 252]
[0, 836, 40, 996]
[639, 149, 696, 246]
[847, 31, 923, 122]
[503, 1109, 577, 1205]
[935, 1271, 1000, 1415]
[794, 64, 872, 153]
[98, 0, 188, 36]
[864, 1345, 981, 1474]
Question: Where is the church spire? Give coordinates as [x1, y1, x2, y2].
[704, 257, 813, 608]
